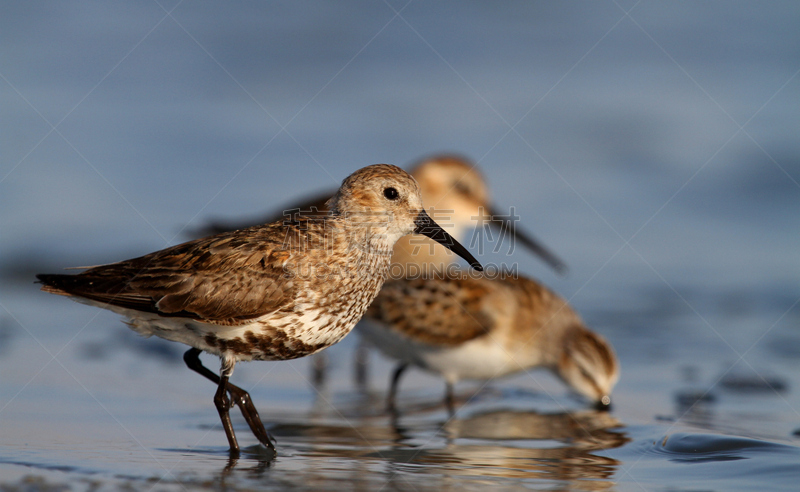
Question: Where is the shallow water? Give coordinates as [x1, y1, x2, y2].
[2, 2, 800, 491]
[2, 279, 800, 491]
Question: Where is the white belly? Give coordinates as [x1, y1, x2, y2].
[357, 320, 524, 384]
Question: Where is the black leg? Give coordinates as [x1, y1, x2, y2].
[226, 382, 275, 450]
[214, 375, 240, 456]
[184, 348, 222, 384]
[387, 362, 408, 412]
[311, 352, 327, 389]
[184, 348, 276, 452]
[353, 340, 370, 390]
[444, 382, 455, 416]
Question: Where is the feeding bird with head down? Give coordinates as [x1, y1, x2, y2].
[359, 272, 619, 413]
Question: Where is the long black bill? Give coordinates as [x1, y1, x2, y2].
[414, 210, 483, 272]
[486, 204, 568, 275]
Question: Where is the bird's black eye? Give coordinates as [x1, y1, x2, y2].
[383, 187, 399, 200]
[454, 180, 471, 196]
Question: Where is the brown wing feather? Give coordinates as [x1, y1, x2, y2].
[38, 223, 300, 325]
[367, 276, 496, 346]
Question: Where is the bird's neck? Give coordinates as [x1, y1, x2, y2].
[328, 211, 400, 257]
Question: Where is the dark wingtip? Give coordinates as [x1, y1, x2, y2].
[36, 273, 67, 295]
[35, 273, 81, 295]
[35, 273, 52, 284]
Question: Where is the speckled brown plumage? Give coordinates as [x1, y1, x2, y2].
[40, 223, 298, 326]
[358, 272, 619, 409]
[365, 275, 495, 346]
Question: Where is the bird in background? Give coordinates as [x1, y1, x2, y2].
[195, 154, 567, 276]
[37, 164, 482, 457]
[359, 272, 619, 413]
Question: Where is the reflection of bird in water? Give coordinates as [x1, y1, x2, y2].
[427, 409, 628, 487]
[36, 164, 481, 457]
[195, 154, 567, 388]
[408, 434, 623, 488]
[443, 408, 628, 450]
[245, 407, 626, 489]
[360, 273, 619, 412]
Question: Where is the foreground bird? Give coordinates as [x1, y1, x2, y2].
[359, 273, 618, 412]
[36, 164, 482, 456]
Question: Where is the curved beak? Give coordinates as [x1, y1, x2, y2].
[486, 204, 567, 275]
[414, 210, 483, 272]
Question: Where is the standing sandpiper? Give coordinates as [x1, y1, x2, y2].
[359, 273, 618, 412]
[194, 155, 568, 389]
[36, 164, 482, 456]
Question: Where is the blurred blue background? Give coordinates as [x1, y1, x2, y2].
[3, 1, 797, 292]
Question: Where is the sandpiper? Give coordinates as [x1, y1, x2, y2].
[197, 154, 566, 276]
[197, 155, 568, 390]
[359, 272, 618, 412]
[36, 164, 482, 456]
[389, 155, 566, 276]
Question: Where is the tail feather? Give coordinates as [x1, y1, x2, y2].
[36, 273, 126, 298]
[36, 273, 76, 296]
